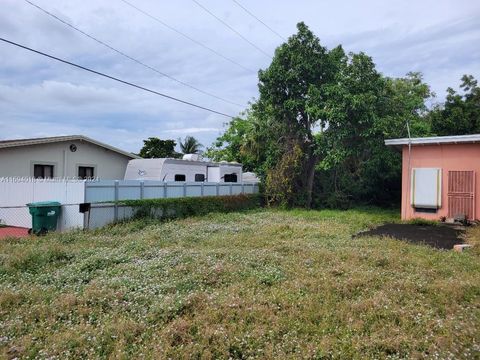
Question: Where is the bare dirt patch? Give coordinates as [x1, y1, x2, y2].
[0, 226, 29, 240]
[356, 223, 465, 249]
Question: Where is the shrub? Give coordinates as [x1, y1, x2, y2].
[405, 218, 439, 226]
[120, 194, 262, 221]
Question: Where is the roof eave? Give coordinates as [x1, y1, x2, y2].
[0, 135, 141, 159]
[385, 134, 480, 147]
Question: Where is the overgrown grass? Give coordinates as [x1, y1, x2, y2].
[0, 208, 478, 359]
[405, 217, 441, 226]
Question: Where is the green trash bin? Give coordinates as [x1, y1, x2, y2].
[27, 201, 61, 235]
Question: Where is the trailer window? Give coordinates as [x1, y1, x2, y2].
[174, 174, 186, 181]
[195, 174, 205, 182]
[224, 173, 238, 183]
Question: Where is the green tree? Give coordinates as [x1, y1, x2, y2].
[207, 24, 434, 209]
[255, 22, 338, 207]
[430, 75, 480, 135]
[179, 136, 203, 154]
[314, 69, 432, 207]
[138, 137, 178, 158]
[205, 113, 259, 171]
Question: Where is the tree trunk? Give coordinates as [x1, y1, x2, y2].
[305, 154, 317, 208]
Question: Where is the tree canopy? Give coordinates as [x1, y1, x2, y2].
[138, 137, 179, 158]
[179, 136, 203, 154]
[205, 23, 476, 208]
[430, 75, 480, 136]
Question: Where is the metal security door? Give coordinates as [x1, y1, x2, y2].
[448, 171, 475, 220]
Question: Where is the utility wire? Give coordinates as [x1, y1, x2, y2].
[231, 0, 286, 42]
[118, 0, 255, 74]
[0, 37, 234, 118]
[24, 0, 243, 108]
[191, 0, 272, 59]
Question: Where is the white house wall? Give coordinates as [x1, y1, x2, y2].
[0, 140, 132, 179]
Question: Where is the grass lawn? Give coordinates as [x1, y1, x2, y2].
[0, 208, 479, 359]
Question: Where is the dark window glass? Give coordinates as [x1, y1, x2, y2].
[195, 174, 205, 182]
[78, 166, 94, 179]
[224, 173, 238, 183]
[34, 164, 54, 179]
[174, 174, 186, 181]
[414, 207, 437, 213]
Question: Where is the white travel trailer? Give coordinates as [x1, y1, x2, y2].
[124, 155, 243, 183]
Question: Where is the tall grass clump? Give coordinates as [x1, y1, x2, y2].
[121, 194, 262, 221]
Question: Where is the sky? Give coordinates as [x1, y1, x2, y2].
[1, 0, 479, 154]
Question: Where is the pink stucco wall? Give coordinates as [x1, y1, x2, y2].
[401, 143, 480, 221]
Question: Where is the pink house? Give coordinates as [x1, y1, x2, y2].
[385, 134, 480, 221]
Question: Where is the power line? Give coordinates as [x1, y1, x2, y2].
[24, 0, 243, 108]
[231, 0, 286, 42]
[0, 37, 235, 118]
[118, 0, 255, 74]
[191, 0, 272, 59]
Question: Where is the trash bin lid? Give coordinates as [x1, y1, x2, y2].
[26, 201, 62, 207]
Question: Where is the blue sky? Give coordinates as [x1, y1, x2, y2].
[1, 0, 479, 153]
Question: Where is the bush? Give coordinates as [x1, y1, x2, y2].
[406, 218, 439, 226]
[120, 194, 263, 221]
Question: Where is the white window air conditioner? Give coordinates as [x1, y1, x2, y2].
[411, 168, 442, 209]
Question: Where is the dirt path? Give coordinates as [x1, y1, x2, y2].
[356, 223, 465, 250]
[0, 226, 29, 239]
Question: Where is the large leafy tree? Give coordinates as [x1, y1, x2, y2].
[208, 22, 337, 206]
[138, 137, 179, 158]
[313, 70, 432, 207]
[256, 22, 338, 206]
[430, 75, 480, 135]
[179, 136, 203, 154]
[207, 23, 434, 208]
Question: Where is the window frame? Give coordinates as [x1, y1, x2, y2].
[174, 174, 186, 182]
[194, 173, 205, 182]
[78, 166, 95, 179]
[32, 163, 55, 179]
[224, 173, 238, 183]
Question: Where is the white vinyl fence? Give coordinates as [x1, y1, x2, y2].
[85, 180, 258, 202]
[85, 180, 259, 229]
[0, 179, 259, 231]
[0, 179, 85, 230]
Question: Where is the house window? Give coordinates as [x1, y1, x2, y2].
[224, 173, 238, 183]
[174, 174, 186, 181]
[78, 166, 95, 179]
[195, 174, 205, 182]
[34, 164, 54, 179]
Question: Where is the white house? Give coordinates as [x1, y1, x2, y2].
[0, 135, 140, 179]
